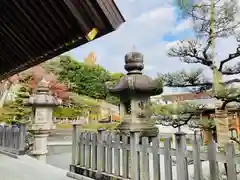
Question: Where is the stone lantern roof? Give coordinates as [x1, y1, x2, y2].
[107, 51, 163, 96]
[25, 79, 59, 107]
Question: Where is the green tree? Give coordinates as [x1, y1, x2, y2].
[68, 93, 100, 119]
[55, 56, 112, 99]
[2, 86, 31, 124]
[53, 107, 83, 118]
[42, 56, 125, 105]
[152, 101, 205, 129]
[105, 72, 124, 105]
[109, 72, 124, 82]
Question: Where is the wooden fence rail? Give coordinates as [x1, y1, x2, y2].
[0, 124, 27, 155]
[70, 125, 240, 180]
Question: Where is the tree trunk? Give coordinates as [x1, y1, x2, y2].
[214, 109, 229, 146]
[215, 109, 229, 177]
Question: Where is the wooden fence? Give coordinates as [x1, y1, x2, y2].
[0, 124, 27, 155]
[69, 125, 240, 180]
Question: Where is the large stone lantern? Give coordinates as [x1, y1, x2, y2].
[107, 51, 163, 137]
[25, 79, 59, 162]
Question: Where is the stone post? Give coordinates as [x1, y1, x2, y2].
[25, 80, 59, 162]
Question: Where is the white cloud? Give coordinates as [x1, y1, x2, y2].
[171, 18, 192, 34]
[68, 0, 239, 84]
[109, 6, 175, 48]
[137, 7, 173, 22]
[144, 65, 155, 71]
[114, 0, 173, 19]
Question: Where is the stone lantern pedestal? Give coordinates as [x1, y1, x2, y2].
[107, 51, 163, 137]
[25, 80, 59, 162]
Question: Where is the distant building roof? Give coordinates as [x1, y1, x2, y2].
[185, 99, 240, 110]
[162, 92, 210, 102]
[151, 91, 240, 110]
[151, 92, 210, 102]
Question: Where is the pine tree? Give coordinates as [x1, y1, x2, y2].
[5, 86, 31, 125]
[156, 0, 240, 144]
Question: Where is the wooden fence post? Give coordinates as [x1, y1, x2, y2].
[12, 125, 18, 150]
[19, 124, 27, 153]
[8, 126, 12, 150]
[192, 132, 203, 180]
[140, 137, 150, 180]
[0, 126, 3, 147]
[2, 126, 6, 150]
[121, 134, 129, 178]
[85, 132, 91, 172]
[130, 132, 140, 180]
[79, 132, 85, 168]
[207, 131, 218, 180]
[152, 135, 161, 180]
[114, 133, 120, 176]
[91, 132, 98, 171]
[175, 132, 189, 180]
[225, 143, 237, 180]
[164, 137, 172, 180]
[96, 128, 104, 179]
[106, 132, 113, 174]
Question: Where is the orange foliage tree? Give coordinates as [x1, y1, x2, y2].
[20, 66, 71, 103]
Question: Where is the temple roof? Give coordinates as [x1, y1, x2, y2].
[108, 52, 163, 96]
[0, 0, 124, 80]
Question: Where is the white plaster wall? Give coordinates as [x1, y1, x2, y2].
[156, 125, 195, 135]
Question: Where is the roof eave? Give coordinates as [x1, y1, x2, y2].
[0, 0, 125, 80]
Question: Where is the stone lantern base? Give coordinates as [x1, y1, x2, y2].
[117, 121, 158, 137]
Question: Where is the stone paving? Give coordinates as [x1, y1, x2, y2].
[0, 154, 73, 180]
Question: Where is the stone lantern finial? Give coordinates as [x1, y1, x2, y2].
[36, 78, 49, 93]
[124, 51, 144, 75]
[107, 51, 163, 137]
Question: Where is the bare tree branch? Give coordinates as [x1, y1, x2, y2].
[168, 0, 240, 72]
[224, 78, 240, 85]
[156, 114, 194, 128]
[159, 69, 240, 89]
[168, 40, 213, 67]
[158, 69, 208, 87]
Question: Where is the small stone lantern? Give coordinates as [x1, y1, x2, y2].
[25, 79, 59, 162]
[107, 51, 163, 137]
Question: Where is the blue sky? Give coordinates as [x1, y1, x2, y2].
[65, 0, 238, 94]
[66, 0, 193, 76]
